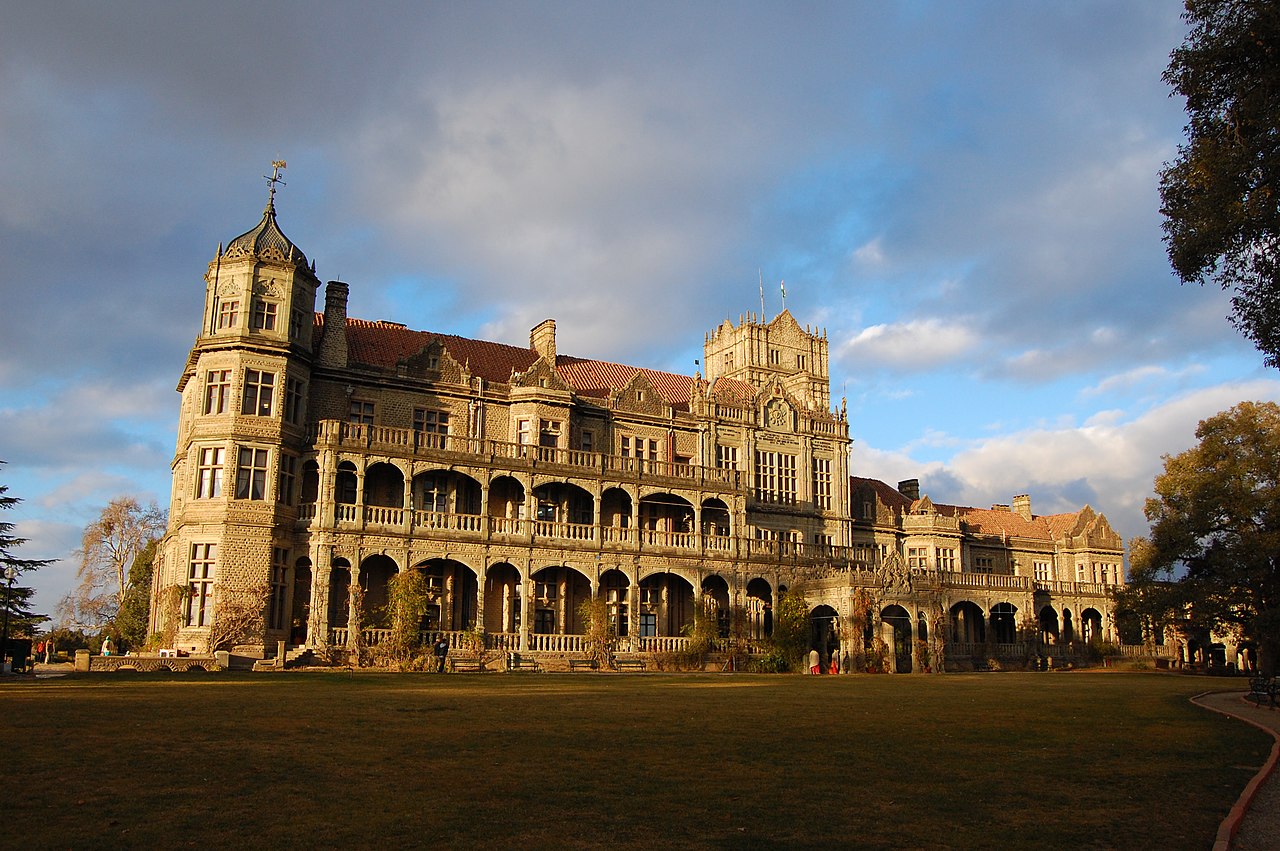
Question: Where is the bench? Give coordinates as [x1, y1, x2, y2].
[613, 658, 647, 672]
[568, 659, 598, 672]
[449, 656, 486, 673]
[1247, 676, 1277, 709]
[506, 654, 543, 673]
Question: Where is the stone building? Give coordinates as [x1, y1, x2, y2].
[153, 185, 1124, 670]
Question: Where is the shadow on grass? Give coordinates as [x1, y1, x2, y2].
[2, 671, 1266, 848]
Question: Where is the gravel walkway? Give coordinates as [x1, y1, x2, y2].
[1191, 689, 1280, 851]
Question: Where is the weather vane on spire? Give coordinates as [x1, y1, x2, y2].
[264, 160, 287, 209]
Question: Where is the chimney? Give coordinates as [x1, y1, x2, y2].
[318, 280, 349, 367]
[1012, 494, 1032, 521]
[991, 503, 1010, 512]
[530, 318, 557, 363]
[897, 479, 920, 501]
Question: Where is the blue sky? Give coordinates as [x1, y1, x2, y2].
[3, 2, 1278, 618]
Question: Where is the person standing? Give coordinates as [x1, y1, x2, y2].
[808, 648, 820, 674]
[433, 637, 449, 673]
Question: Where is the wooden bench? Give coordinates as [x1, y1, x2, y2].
[1247, 675, 1277, 709]
[506, 654, 543, 673]
[613, 658, 647, 672]
[449, 656, 486, 673]
[568, 658, 598, 672]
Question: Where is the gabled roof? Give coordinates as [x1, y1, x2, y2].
[325, 314, 705, 408]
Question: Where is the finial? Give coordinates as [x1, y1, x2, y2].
[264, 160, 287, 212]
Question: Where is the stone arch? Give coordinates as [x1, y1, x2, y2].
[950, 600, 986, 644]
[1039, 606, 1060, 645]
[483, 562, 522, 634]
[329, 558, 352, 637]
[300, 460, 319, 505]
[600, 487, 633, 530]
[881, 604, 913, 673]
[359, 554, 400, 627]
[488, 475, 526, 531]
[291, 557, 312, 645]
[530, 565, 592, 634]
[1080, 608, 1103, 644]
[413, 468, 481, 516]
[1062, 608, 1075, 644]
[335, 461, 358, 505]
[364, 462, 404, 508]
[990, 602, 1018, 644]
[701, 497, 731, 538]
[701, 574, 731, 637]
[638, 492, 695, 539]
[414, 558, 478, 632]
[600, 568, 631, 637]
[638, 571, 695, 637]
[532, 481, 595, 526]
[746, 577, 773, 638]
[810, 604, 840, 671]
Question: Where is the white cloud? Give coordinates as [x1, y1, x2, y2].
[839, 318, 981, 371]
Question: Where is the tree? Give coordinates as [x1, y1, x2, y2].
[1120, 401, 1280, 674]
[114, 539, 158, 651]
[769, 587, 810, 671]
[577, 596, 617, 669]
[70, 497, 165, 627]
[1159, 0, 1280, 366]
[0, 464, 52, 637]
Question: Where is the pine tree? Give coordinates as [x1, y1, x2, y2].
[0, 463, 53, 638]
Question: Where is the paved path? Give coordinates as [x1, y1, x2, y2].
[1192, 689, 1280, 851]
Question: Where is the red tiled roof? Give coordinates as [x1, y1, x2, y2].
[851, 477, 913, 511]
[319, 314, 701, 406]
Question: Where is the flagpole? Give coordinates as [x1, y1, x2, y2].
[759, 269, 765, 320]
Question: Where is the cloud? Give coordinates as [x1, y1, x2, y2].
[838, 318, 982, 371]
[875, 380, 1280, 544]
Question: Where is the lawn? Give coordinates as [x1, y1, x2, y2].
[1, 671, 1269, 849]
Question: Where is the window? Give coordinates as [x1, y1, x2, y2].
[813, 533, 833, 549]
[533, 609, 555, 634]
[195, 447, 225, 499]
[907, 547, 928, 570]
[937, 548, 957, 571]
[285, 378, 305, 425]
[241, 369, 275, 416]
[812, 457, 832, 510]
[723, 353, 734, 371]
[277, 454, 297, 505]
[203, 370, 231, 415]
[580, 430, 594, 453]
[348, 400, 374, 425]
[186, 543, 216, 627]
[640, 586, 660, 606]
[251, 299, 277, 331]
[606, 584, 629, 637]
[768, 348, 780, 365]
[716, 445, 739, 470]
[639, 612, 657, 637]
[1076, 563, 1087, 582]
[516, 419, 532, 446]
[539, 420, 561, 446]
[755, 451, 797, 504]
[796, 353, 807, 370]
[235, 446, 269, 500]
[535, 580, 558, 600]
[975, 556, 995, 573]
[267, 547, 289, 630]
[414, 409, 450, 449]
[1033, 561, 1052, 582]
[290, 307, 306, 340]
[216, 300, 239, 330]
[419, 474, 447, 513]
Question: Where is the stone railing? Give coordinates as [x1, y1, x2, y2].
[311, 419, 741, 491]
[78, 650, 220, 672]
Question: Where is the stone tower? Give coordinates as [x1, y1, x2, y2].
[158, 165, 320, 653]
[703, 310, 831, 411]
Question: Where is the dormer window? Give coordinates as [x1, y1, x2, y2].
[251, 299, 277, 331]
[217, 300, 240, 330]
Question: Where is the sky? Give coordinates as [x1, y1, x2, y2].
[3, 1, 1278, 621]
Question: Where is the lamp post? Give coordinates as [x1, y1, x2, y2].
[0, 566, 16, 673]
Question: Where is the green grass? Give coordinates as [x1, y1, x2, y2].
[2, 671, 1269, 849]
